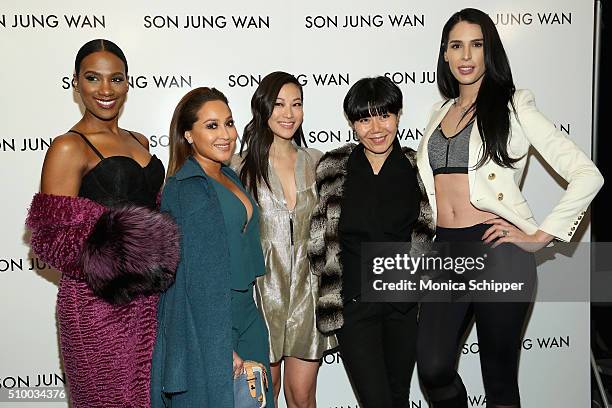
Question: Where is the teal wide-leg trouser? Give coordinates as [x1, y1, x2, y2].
[231, 285, 274, 407]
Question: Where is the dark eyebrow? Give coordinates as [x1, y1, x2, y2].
[82, 70, 125, 76]
[448, 38, 484, 43]
[203, 116, 233, 123]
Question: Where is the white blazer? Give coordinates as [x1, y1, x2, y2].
[416, 89, 604, 241]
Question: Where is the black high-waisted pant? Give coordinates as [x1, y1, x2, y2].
[337, 300, 418, 408]
[417, 223, 536, 408]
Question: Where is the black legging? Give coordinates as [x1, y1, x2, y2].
[417, 223, 536, 408]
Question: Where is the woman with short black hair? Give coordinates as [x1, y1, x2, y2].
[309, 76, 434, 407]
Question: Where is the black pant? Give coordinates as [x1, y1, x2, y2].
[337, 300, 418, 408]
[417, 224, 535, 407]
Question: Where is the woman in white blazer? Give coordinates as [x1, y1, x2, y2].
[415, 8, 603, 408]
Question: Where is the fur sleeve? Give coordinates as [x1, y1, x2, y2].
[308, 151, 335, 277]
[308, 145, 354, 276]
[26, 193, 106, 279]
[307, 145, 354, 333]
[26, 193, 180, 304]
[81, 205, 180, 304]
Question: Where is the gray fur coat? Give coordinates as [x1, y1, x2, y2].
[307, 143, 435, 334]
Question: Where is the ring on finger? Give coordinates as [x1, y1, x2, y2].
[501, 229, 509, 237]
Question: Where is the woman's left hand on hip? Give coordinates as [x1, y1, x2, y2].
[482, 218, 552, 252]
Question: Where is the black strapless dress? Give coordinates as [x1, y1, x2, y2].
[57, 129, 165, 408]
[78, 155, 164, 207]
[74, 131, 164, 207]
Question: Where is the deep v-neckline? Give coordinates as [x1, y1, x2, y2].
[269, 149, 302, 211]
[212, 173, 254, 229]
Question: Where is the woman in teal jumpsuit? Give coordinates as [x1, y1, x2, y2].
[209, 175, 272, 394]
[151, 87, 273, 407]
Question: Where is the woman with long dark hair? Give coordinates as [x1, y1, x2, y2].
[232, 71, 336, 408]
[151, 87, 272, 407]
[25, 39, 179, 407]
[416, 8, 603, 407]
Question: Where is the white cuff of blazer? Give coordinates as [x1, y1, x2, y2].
[541, 209, 587, 245]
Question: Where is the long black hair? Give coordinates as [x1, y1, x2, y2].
[438, 8, 519, 168]
[75, 39, 128, 75]
[239, 71, 306, 202]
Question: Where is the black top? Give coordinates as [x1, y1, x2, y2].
[71, 130, 164, 208]
[338, 139, 421, 303]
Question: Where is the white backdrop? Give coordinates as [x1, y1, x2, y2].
[0, 1, 594, 407]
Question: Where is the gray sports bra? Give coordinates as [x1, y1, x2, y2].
[428, 121, 473, 175]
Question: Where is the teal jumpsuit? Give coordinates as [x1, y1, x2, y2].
[210, 176, 274, 406]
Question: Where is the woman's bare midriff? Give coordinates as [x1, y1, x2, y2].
[435, 173, 497, 228]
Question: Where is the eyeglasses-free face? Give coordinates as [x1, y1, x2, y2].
[74, 51, 128, 122]
[444, 21, 486, 89]
[186, 100, 238, 167]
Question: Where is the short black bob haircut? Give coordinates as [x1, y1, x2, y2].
[343, 76, 402, 123]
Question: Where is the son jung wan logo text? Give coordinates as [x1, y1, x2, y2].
[1, 138, 52, 152]
[228, 73, 349, 88]
[0, 14, 104, 29]
[304, 13, 425, 29]
[307, 128, 422, 144]
[493, 11, 572, 26]
[143, 15, 269, 29]
[62, 74, 193, 90]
